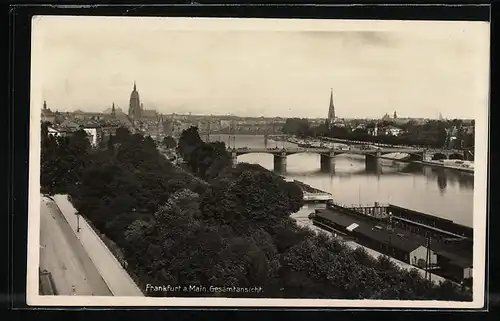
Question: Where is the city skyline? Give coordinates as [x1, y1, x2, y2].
[33, 17, 489, 119]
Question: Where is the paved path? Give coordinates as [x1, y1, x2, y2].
[39, 197, 112, 296]
[51, 194, 143, 296]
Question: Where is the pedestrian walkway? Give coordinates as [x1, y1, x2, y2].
[51, 194, 143, 296]
[40, 197, 112, 296]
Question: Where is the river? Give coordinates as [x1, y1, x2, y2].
[207, 134, 474, 228]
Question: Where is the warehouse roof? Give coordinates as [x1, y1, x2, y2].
[315, 209, 423, 253]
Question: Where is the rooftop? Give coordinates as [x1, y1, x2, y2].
[315, 209, 423, 253]
[315, 208, 473, 266]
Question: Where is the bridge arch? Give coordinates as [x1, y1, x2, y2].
[286, 151, 328, 157]
[234, 151, 275, 157]
[432, 153, 447, 161]
[448, 153, 464, 160]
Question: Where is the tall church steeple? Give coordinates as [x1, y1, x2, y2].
[111, 102, 116, 117]
[43, 100, 47, 110]
[327, 88, 336, 126]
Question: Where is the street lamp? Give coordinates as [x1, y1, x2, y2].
[387, 211, 393, 257]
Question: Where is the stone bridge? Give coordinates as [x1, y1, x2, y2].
[229, 146, 471, 172]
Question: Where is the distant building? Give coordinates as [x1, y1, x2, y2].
[41, 101, 55, 123]
[367, 123, 379, 136]
[47, 126, 62, 137]
[127, 82, 158, 122]
[382, 125, 403, 136]
[81, 124, 120, 147]
[128, 82, 142, 120]
[326, 89, 336, 128]
[82, 127, 98, 147]
[393, 111, 398, 119]
[381, 113, 392, 121]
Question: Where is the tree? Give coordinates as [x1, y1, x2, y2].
[114, 127, 132, 144]
[177, 126, 203, 161]
[284, 181, 304, 213]
[200, 168, 299, 233]
[162, 136, 177, 149]
[282, 118, 312, 137]
[50, 120, 471, 301]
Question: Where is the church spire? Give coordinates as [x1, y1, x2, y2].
[111, 102, 116, 117]
[43, 100, 47, 110]
[133, 81, 136, 91]
[327, 88, 335, 125]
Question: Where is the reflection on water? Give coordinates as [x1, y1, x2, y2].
[208, 134, 474, 228]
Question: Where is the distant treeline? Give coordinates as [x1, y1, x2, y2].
[282, 118, 474, 150]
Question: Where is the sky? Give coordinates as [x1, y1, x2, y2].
[32, 16, 490, 119]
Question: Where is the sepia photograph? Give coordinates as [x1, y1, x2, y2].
[27, 16, 489, 308]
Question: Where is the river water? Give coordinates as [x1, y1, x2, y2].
[207, 134, 474, 228]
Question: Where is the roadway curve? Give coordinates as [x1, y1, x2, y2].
[40, 197, 112, 296]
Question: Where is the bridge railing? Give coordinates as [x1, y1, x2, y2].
[347, 203, 390, 209]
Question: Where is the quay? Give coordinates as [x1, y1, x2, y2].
[308, 201, 473, 283]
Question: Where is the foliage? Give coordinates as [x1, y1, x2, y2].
[40, 123, 471, 300]
[41, 123, 91, 195]
[282, 118, 474, 150]
[162, 136, 177, 149]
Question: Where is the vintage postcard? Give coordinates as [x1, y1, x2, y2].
[27, 16, 489, 308]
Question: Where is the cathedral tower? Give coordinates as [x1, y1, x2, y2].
[128, 81, 141, 120]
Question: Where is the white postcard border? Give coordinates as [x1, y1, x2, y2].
[26, 16, 489, 309]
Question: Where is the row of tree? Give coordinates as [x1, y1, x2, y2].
[40, 123, 472, 300]
[282, 118, 474, 150]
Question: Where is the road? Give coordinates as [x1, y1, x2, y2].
[39, 197, 112, 296]
[52, 194, 143, 296]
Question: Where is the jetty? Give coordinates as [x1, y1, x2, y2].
[288, 179, 333, 203]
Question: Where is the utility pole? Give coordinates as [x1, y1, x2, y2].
[387, 211, 393, 257]
[232, 119, 237, 148]
[425, 232, 432, 282]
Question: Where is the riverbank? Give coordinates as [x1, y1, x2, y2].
[415, 160, 474, 173]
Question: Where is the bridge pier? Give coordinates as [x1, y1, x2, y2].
[320, 150, 336, 172]
[365, 150, 381, 172]
[273, 152, 287, 173]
